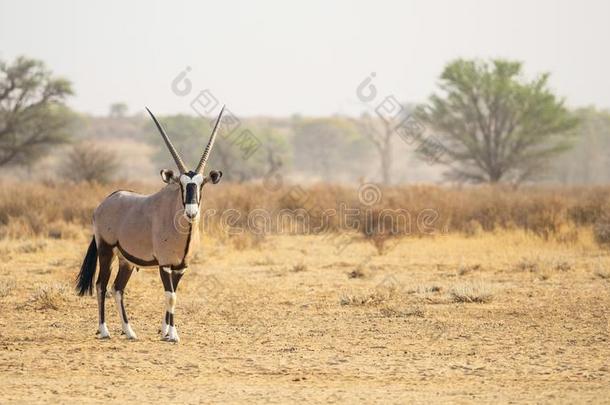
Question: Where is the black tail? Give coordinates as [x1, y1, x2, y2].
[76, 237, 98, 296]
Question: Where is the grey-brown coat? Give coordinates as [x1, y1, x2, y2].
[76, 106, 225, 342]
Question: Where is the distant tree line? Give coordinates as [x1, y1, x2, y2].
[2, 55, 607, 185]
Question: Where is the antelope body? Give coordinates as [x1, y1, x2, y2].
[76, 107, 225, 342]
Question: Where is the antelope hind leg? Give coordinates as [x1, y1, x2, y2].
[96, 240, 114, 339]
[112, 259, 137, 340]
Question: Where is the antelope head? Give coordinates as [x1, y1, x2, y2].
[146, 106, 225, 220]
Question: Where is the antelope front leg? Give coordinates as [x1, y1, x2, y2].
[159, 267, 185, 342]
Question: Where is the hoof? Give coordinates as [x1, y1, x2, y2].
[164, 326, 180, 343]
[122, 324, 138, 340]
[97, 323, 111, 339]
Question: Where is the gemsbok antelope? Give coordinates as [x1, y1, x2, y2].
[76, 106, 225, 342]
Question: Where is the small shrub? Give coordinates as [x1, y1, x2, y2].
[463, 220, 483, 237]
[594, 219, 610, 247]
[28, 284, 70, 310]
[515, 258, 539, 272]
[347, 265, 368, 279]
[340, 288, 395, 306]
[458, 263, 481, 276]
[368, 233, 394, 255]
[61, 141, 120, 184]
[449, 282, 494, 303]
[415, 285, 443, 294]
[291, 262, 307, 273]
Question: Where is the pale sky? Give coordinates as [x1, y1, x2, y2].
[1, 0, 609, 117]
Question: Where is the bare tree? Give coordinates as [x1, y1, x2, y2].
[0, 56, 74, 167]
[355, 112, 394, 185]
[62, 142, 120, 184]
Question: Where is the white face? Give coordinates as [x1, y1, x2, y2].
[180, 173, 204, 219]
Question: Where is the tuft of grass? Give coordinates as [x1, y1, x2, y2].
[515, 258, 539, 272]
[416, 285, 443, 294]
[449, 282, 494, 304]
[17, 240, 48, 254]
[0, 280, 16, 298]
[458, 263, 481, 276]
[553, 261, 572, 272]
[291, 262, 307, 273]
[347, 265, 368, 279]
[28, 284, 70, 310]
[379, 305, 425, 318]
[340, 288, 396, 306]
[0, 240, 48, 255]
[594, 219, 610, 248]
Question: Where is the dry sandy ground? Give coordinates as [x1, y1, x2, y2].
[0, 232, 609, 404]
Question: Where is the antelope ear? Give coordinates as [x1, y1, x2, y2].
[209, 170, 223, 184]
[160, 169, 178, 184]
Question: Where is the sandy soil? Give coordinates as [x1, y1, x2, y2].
[0, 232, 609, 403]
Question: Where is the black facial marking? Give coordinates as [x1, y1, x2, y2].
[185, 183, 197, 204]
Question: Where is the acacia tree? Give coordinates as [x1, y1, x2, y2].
[417, 59, 578, 183]
[0, 56, 74, 167]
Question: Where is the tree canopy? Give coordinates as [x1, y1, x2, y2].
[417, 59, 579, 183]
[0, 56, 74, 167]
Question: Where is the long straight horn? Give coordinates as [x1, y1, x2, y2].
[146, 107, 188, 173]
[195, 105, 225, 174]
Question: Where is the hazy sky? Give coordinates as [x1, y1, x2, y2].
[1, 0, 609, 117]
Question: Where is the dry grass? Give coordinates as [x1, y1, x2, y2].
[449, 282, 495, 303]
[515, 258, 540, 272]
[347, 265, 368, 279]
[290, 262, 307, 273]
[457, 263, 482, 275]
[594, 219, 610, 247]
[26, 283, 71, 310]
[0, 279, 16, 298]
[379, 305, 425, 318]
[594, 269, 610, 279]
[3, 181, 610, 245]
[340, 287, 397, 306]
[0, 232, 609, 402]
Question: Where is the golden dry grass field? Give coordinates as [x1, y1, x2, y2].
[0, 228, 609, 403]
